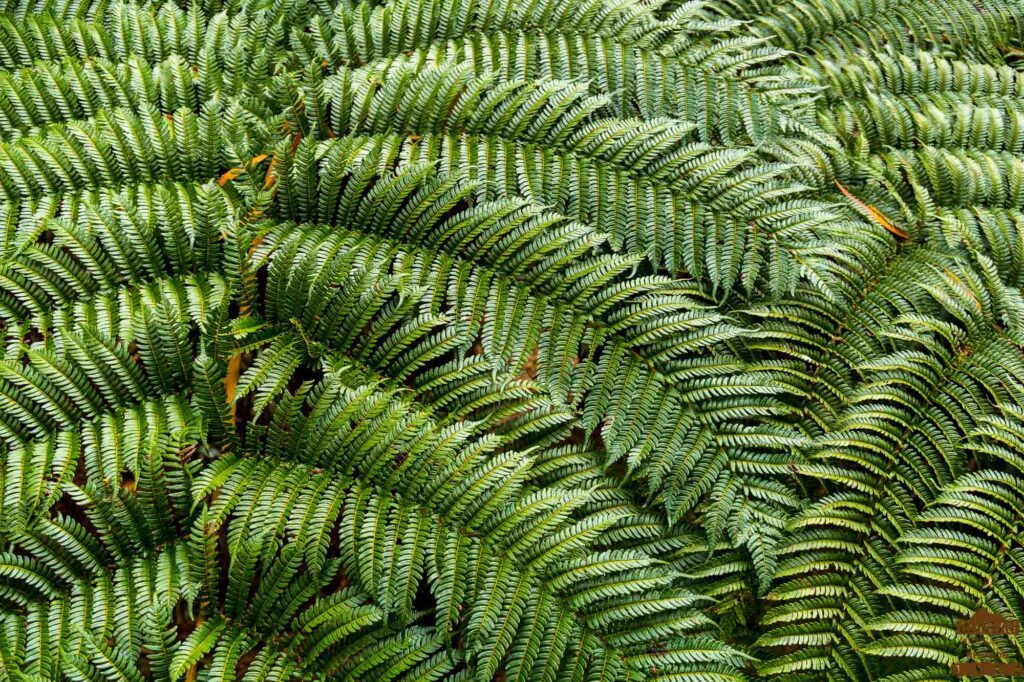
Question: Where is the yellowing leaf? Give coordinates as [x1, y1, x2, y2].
[217, 167, 242, 186]
[217, 154, 270, 187]
[835, 180, 910, 240]
[263, 155, 277, 189]
[224, 352, 243, 423]
[944, 269, 982, 312]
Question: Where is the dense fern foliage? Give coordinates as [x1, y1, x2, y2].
[0, 0, 1022, 679]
